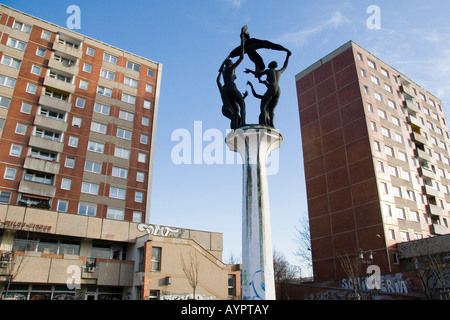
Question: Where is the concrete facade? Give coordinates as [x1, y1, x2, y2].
[0, 204, 232, 300]
[296, 41, 450, 282]
[0, 4, 161, 223]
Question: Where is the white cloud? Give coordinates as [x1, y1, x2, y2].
[225, 0, 245, 8]
[276, 10, 351, 47]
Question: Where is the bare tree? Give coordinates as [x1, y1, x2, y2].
[1, 250, 29, 299]
[273, 249, 300, 300]
[405, 239, 450, 299]
[337, 251, 362, 300]
[293, 215, 312, 270]
[180, 251, 200, 300]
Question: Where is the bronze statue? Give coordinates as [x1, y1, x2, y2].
[219, 26, 291, 129]
[245, 50, 291, 127]
[218, 28, 247, 129]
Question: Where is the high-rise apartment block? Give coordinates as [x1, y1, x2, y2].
[0, 5, 162, 223]
[296, 41, 450, 281]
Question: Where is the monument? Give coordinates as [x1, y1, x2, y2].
[219, 26, 290, 300]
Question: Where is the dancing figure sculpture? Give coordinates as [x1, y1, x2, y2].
[219, 25, 291, 129]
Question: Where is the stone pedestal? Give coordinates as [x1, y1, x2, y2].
[226, 125, 282, 300]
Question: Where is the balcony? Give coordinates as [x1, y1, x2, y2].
[423, 185, 439, 197]
[411, 132, 427, 146]
[419, 166, 435, 179]
[430, 223, 448, 236]
[404, 99, 420, 114]
[408, 115, 422, 129]
[427, 204, 445, 217]
[34, 115, 68, 133]
[39, 95, 71, 113]
[402, 85, 415, 99]
[48, 58, 78, 76]
[28, 136, 64, 153]
[415, 149, 431, 162]
[18, 180, 56, 198]
[23, 157, 60, 175]
[52, 41, 82, 59]
[43, 76, 75, 94]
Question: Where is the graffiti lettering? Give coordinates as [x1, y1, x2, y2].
[137, 223, 181, 237]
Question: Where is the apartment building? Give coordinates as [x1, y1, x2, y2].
[0, 4, 162, 224]
[296, 41, 450, 282]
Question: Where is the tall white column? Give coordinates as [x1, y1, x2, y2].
[226, 125, 282, 300]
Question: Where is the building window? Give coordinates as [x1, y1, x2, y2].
[78, 203, 97, 216]
[13, 21, 32, 33]
[90, 121, 107, 134]
[121, 93, 136, 104]
[87, 141, 105, 153]
[21, 102, 32, 114]
[112, 167, 128, 179]
[126, 61, 140, 72]
[135, 192, 143, 203]
[86, 47, 95, 56]
[57, 200, 68, 212]
[61, 178, 72, 190]
[26, 83, 37, 94]
[148, 69, 155, 77]
[97, 86, 112, 98]
[94, 103, 110, 115]
[143, 100, 152, 110]
[138, 153, 147, 163]
[142, 117, 150, 126]
[15, 123, 27, 135]
[389, 229, 395, 240]
[68, 136, 79, 148]
[85, 161, 102, 174]
[72, 117, 82, 128]
[400, 231, 410, 242]
[119, 110, 134, 122]
[145, 84, 153, 93]
[396, 207, 406, 219]
[24, 170, 53, 185]
[65, 157, 75, 168]
[83, 63, 92, 73]
[1, 55, 21, 69]
[151, 247, 162, 271]
[106, 208, 125, 220]
[140, 134, 148, 144]
[0, 191, 11, 204]
[124, 77, 138, 88]
[10, 144, 22, 157]
[4, 167, 17, 180]
[81, 182, 99, 195]
[109, 187, 126, 200]
[36, 47, 46, 58]
[133, 211, 142, 223]
[114, 147, 130, 159]
[228, 275, 236, 296]
[117, 128, 132, 140]
[0, 75, 17, 88]
[136, 172, 145, 183]
[103, 53, 118, 64]
[100, 69, 115, 81]
[149, 290, 160, 300]
[79, 80, 89, 90]
[0, 96, 11, 109]
[41, 30, 51, 41]
[7, 37, 27, 51]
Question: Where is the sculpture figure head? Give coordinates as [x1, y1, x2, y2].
[268, 61, 278, 69]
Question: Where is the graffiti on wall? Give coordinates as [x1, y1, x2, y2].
[137, 223, 181, 237]
[341, 272, 409, 295]
[161, 293, 216, 300]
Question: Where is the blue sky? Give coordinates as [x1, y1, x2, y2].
[4, 0, 450, 274]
